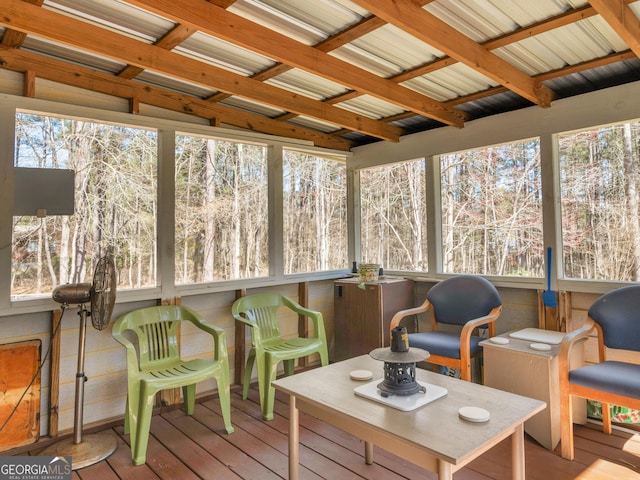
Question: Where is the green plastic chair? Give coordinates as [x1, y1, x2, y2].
[232, 293, 329, 420]
[112, 305, 234, 465]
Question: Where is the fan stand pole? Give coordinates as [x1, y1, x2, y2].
[41, 307, 118, 470]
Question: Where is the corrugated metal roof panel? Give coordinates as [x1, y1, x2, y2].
[134, 71, 216, 98]
[286, 114, 343, 132]
[22, 36, 125, 74]
[229, 0, 329, 45]
[45, 0, 172, 42]
[8, 0, 638, 148]
[219, 96, 287, 117]
[265, 69, 348, 101]
[329, 44, 403, 77]
[406, 64, 498, 100]
[233, 0, 364, 38]
[339, 24, 444, 73]
[175, 32, 274, 76]
[337, 94, 405, 119]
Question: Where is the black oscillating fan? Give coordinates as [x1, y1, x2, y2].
[42, 253, 117, 469]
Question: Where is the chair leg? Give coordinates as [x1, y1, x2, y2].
[460, 363, 472, 382]
[132, 385, 157, 466]
[182, 384, 196, 416]
[215, 371, 235, 435]
[560, 391, 575, 460]
[243, 349, 256, 400]
[319, 345, 329, 366]
[257, 357, 279, 421]
[283, 359, 295, 376]
[124, 395, 131, 435]
[602, 402, 612, 435]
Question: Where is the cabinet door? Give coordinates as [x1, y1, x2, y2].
[333, 280, 415, 362]
[334, 282, 381, 362]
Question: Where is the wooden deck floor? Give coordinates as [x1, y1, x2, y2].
[17, 386, 640, 479]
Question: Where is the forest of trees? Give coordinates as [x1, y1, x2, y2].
[10, 113, 640, 300]
[13, 114, 157, 298]
[559, 123, 640, 281]
[360, 160, 427, 271]
[440, 139, 543, 277]
[174, 135, 269, 283]
[360, 125, 640, 281]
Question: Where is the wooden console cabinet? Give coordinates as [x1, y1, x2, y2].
[332, 278, 414, 362]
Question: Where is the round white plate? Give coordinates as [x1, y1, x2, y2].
[529, 342, 551, 351]
[458, 406, 490, 423]
[350, 369, 373, 381]
[489, 336, 509, 345]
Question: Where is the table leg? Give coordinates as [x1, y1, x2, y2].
[364, 441, 373, 465]
[512, 423, 525, 480]
[289, 395, 299, 480]
[438, 460, 452, 480]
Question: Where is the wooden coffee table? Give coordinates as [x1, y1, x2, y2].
[273, 355, 545, 480]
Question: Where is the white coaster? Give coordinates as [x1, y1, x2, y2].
[459, 406, 490, 423]
[350, 369, 373, 381]
[354, 379, 448, 411]
[489, 336, 509, 345]
[529, 342, 551, 351]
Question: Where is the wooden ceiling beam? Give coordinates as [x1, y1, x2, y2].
[0, 46, 352, 150]
[0, 0, 401, 142]
[118, 24, 197, 79]
[320, 4, 614, 105]
[125, 0, 466, 128]
[352, 0, 554, 108]
[0, 0, 43, 47]
[588, 0, 640, 58]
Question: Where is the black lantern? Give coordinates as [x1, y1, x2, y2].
[369, 326, 429, 397]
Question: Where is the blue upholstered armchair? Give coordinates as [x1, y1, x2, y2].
[559, 285, 640, 460]
[389, 275, 502, 382]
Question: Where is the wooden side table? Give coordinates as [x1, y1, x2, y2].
[481, 330, 586, 450]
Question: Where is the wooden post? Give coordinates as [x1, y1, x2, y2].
[49, 309, 62, 438]
[234, 289, 247, 385]
[298, 282, 310, 368]
[559, 291, 571, 333]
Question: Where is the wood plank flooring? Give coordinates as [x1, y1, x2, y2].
[15, 386, 640, 479]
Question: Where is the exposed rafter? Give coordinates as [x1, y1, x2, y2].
[588, 0, 640, 58]
[0, 0, 638, 148]
[1, 0, 402, 142]
[125, 0, 466, 128]
[0, 46, 352, 150]
[351, 0, 554, 108]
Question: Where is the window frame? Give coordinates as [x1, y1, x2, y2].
[0, 95, 351, 315]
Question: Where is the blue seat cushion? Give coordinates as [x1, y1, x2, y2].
[407, 331, 484, 359]
[569, 361, 640, 399]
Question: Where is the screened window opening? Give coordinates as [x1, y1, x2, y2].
[12, 112, 157, 300]
[360, 159, 427, 271]
[175, 135, 268, 284]
[283, 149, 347, 274]
[559, 121, 640, 281]
[440, 139, 543, 277]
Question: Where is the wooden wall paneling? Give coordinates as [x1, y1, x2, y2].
[559, 291, 571, 332]
[234, 289, 246, 385]
[297, 282, 309, 368]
